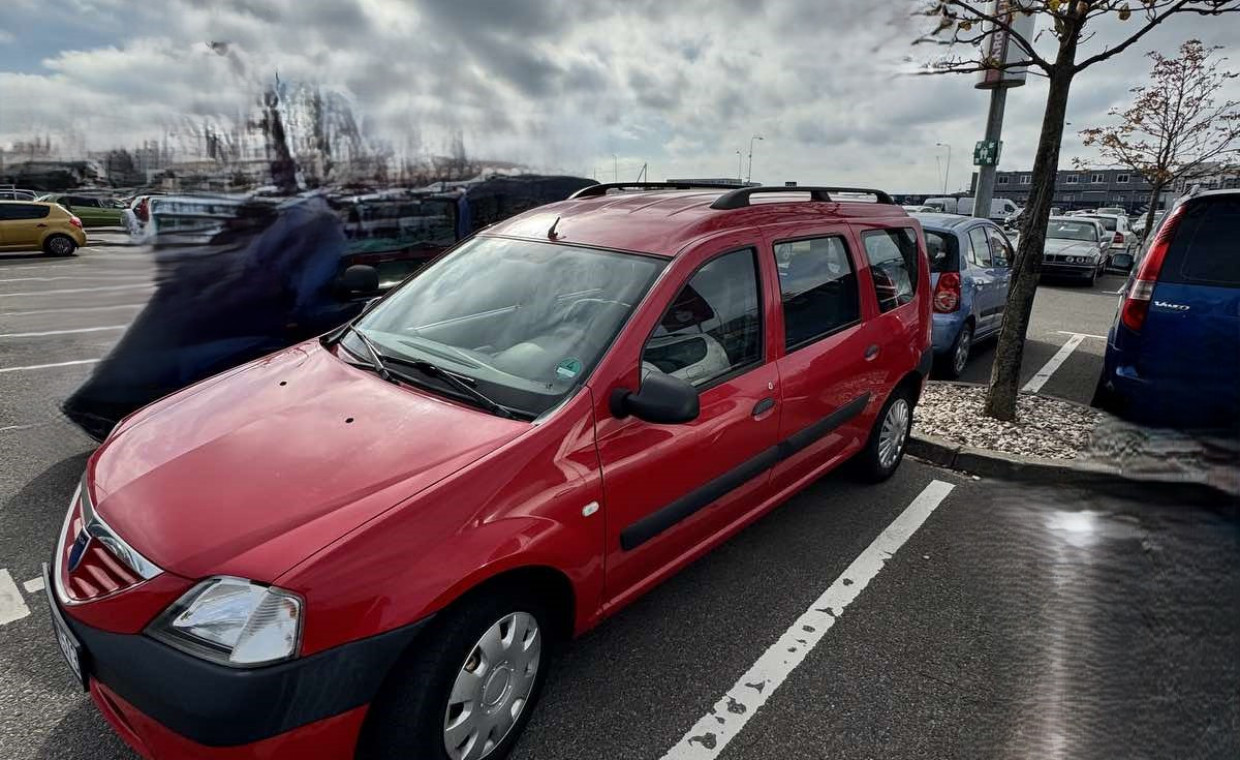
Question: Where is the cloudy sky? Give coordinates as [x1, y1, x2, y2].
[1, 0, 1236, 192]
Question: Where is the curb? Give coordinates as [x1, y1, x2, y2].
[909, 381, 1236, 503]
[907, 430, 1234, 504]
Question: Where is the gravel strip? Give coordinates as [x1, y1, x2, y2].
[913, 383, 1101, 460]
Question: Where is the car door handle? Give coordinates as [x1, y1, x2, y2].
[752, 397, 775, 416]
[864, 345, 880, 361]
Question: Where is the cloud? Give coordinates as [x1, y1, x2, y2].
[0, 0, 1236, 192]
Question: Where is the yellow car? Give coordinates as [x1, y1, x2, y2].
[0, 200, 88, 256]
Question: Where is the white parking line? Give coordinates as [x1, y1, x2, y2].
[658, 480, 956, 760]
[1023, 333, 1087, 393]
[0, 325, 128, 339]
[23, 577, 45, 594]
[0, 569, 32, 625]
[0, 358, 101, 374]
[0, 283, 152, 298]
[0, 302, 146, 317]
[0, 275, 150, 284]
[1054, 330, 1108, 340]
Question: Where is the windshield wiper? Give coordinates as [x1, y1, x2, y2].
[336, 325, 396, 383]
[387, 356, 520, 420]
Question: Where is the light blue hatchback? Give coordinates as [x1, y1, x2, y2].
[913, 214, 1014, 378]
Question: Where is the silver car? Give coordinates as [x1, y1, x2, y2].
[1040, 217, 1109, 286]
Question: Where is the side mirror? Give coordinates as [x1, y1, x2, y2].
[611, 370, 699, 424]
[338, 264, 379, 296]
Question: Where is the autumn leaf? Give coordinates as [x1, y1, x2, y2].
[1118, 3, 1132, 21]
[1048, 0, 1062, 11]
[959, 19, 973, 31]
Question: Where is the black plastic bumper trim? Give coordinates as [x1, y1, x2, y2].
[917, 346, 933, 377]
[59, 599, 431, 747]
[620, 393, 870, 551]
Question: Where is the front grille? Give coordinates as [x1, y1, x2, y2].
[55, 481, 161, 604]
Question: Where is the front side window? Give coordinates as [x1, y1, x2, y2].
[355, 236, 666, 416]
[967, 227, 993, 267]
[773, 236, 860, 350]
[862, 228, 919, 313]
[643, 248, 762, 387]
[987, 229, 1014, 267]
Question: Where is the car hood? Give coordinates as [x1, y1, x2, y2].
[1043, 238, 1098, 256]
[89, 341, 531, 582]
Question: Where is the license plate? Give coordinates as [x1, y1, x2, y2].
[43, 564, 87, 690]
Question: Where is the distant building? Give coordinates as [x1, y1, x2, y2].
[969, 168, 1175, 212]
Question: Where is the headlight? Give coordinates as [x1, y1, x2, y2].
[148, 577, 302, 666]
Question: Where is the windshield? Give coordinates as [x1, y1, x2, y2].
[1047, 220, 1099, 242]
[351, 236, 666, 416]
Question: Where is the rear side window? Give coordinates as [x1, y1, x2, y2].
[0, 204, 51, 220]
[924, 231, 959, 273]
[1162, 197, 1240, 288]
[773, 236, 861, 350]
[861, 228, 919, 313]
[967, 227, 992, 267]
[645, 248, 763, 387]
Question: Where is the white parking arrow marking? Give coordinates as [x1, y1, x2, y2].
[0, 569, 32, 625]
[23, 577, 46, 594]
[659, 480, 956, 760]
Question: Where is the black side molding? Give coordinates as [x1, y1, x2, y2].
[620, 393, 871, 551]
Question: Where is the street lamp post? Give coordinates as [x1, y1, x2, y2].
[612, 154, 618, 183]
[935, 142, 952, 194]
[736, 150, 743, 183]
[746, 135, 763, 184]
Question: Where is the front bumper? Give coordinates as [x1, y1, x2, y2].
[1041, 260, 1096, 278]
[48, 566, 431, 757]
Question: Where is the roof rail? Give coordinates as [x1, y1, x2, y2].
[569, 181, 743, 199]
[709, 185, 895, 210]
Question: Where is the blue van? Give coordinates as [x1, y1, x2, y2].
[914, 214, 1014, 378]
[1095, 190, 1240, 431]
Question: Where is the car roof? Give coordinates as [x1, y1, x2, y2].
[483, 186, 910, 257]
[910, 212, 989, 231]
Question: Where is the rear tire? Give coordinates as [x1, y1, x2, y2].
[358, 591, 555, 760]
[43, 234, 77, 257]
[852, 385, 915, 483]
[934, 322, 973, 380]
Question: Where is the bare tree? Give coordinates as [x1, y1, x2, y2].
[915, 0, 1240, 421]
[1079, 39, 1240, 235]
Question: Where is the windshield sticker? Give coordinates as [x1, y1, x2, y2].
[556, 357, 583, 380]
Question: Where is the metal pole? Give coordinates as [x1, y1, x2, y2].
[736, 150, 743, 183]
[973, 87, 1007, 219]
[936, 155, 943, 194]
[746, 135, 763, 184]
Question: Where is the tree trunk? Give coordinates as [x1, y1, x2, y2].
[1142, 183, 1164, 241]
[983, 62, 1078, 421]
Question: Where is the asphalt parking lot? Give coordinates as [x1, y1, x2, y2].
[1, 243, 1236, 759]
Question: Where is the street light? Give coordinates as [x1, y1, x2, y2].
[612, 154, 618, 183]
[935, 142, 952, 194]
[736, 150, 743, 183]
[746, 135, 764, 184]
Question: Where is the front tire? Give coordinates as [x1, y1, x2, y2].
[359, 592, 554, 760]
[852, 385, 915, 483]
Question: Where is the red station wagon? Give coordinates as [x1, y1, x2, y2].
[46, 183, 932, 760]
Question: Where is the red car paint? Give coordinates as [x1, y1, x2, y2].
[54, 186, 931, 758]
